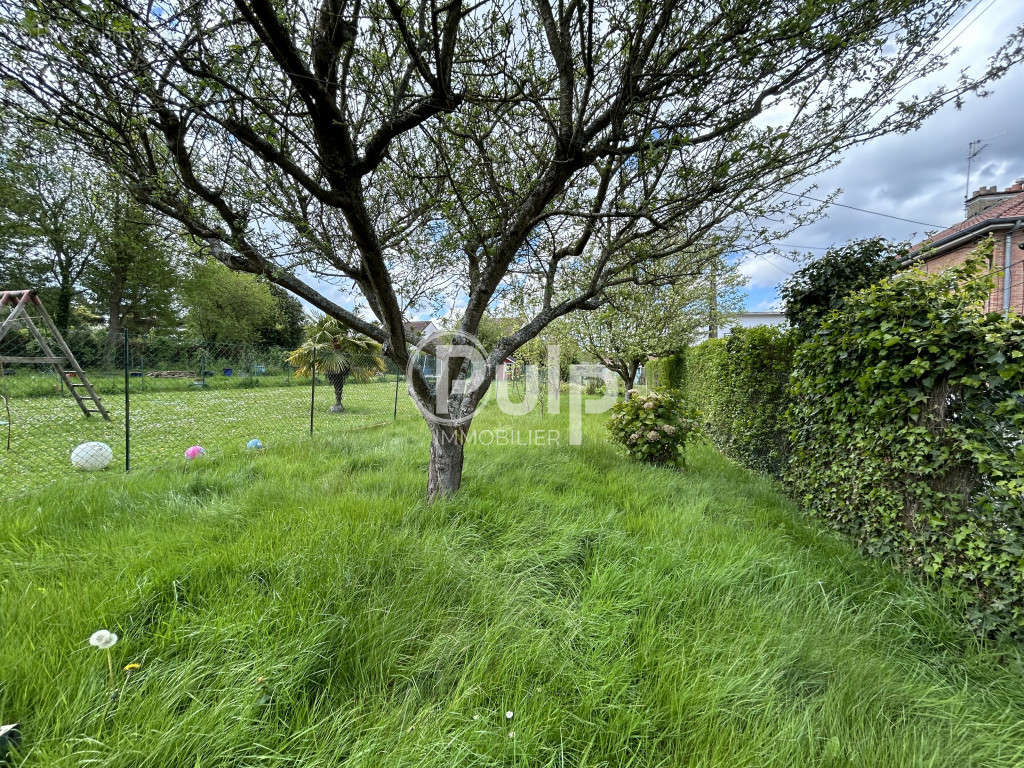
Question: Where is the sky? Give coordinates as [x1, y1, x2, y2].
[739, 0, 1024, 311]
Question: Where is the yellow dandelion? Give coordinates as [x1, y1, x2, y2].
[123, 663, 141, 672]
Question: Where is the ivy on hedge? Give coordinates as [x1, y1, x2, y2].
[786, 258, 1024, 638]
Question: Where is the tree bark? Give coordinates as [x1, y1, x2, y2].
[611, 360, 638, 398]
[625, 362, 638, 394]
[55, 267, 73, 333]
[427, 422, 467, 500]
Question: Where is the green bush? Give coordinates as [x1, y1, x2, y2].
[647, 352, 687, 390]
[786, 259, 1024, 638]
[686, 328, 796, 477]
[780, 237, 907, 335]
[607, 389, 700, 466]
[683, 338, 726, 429]
[722, 326, 797, 476]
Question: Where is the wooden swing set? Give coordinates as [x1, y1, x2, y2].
[0, 289, 110, 421]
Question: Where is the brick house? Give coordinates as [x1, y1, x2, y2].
[910, 180, 1024, 313]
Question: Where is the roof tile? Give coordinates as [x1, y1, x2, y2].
[914, 191, 1024, 252]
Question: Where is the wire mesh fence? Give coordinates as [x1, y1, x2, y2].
[0, 298, 416, 499]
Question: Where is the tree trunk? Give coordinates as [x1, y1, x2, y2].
[104, 284, 123, 367]
[326, 370, 347, 412]
[708, 257, 719, 339]
[427, 422, 466, 500]
[612, 362, 638, 398]
[55, 269, 73, 333]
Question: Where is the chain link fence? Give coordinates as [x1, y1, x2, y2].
[0, 304, 415, 499]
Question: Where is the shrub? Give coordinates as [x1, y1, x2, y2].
[684, 329, 795, 477]
[717, 326, 797, 477]
[647, 352, 687, 389]
[780, 237, 907, 335]
[683, 338, 726, 429]
[786, 256, 1024, 638]
[607, 389, 700, 466]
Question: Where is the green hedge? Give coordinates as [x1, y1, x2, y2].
[787, 261, 1024, 638]
[684, 328, 796, 477]
[720, 327, 796, 477]
[684, 338, 726, 432]
[646, 352, 687, 390]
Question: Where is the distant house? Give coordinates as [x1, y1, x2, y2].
[910, 180, 1024, 313]
[690, 312, 788, 344]
[404, 319, 440, 342]
[404, 319, 440, 378]
[405, 319, 513, 381]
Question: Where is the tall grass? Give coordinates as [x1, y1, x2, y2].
[1, 404, 1022, 766]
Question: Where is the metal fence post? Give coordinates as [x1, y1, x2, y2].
[309, 346, 316, 436]
[123, 329, 130, 473]
[393, 371, 400, 420]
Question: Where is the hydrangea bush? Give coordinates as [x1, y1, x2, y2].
[607, 389, 700, 466]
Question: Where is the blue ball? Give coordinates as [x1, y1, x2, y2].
[247, 439, 263, 451]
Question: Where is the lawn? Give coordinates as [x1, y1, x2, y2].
[1, 402, 1023, 767]
[0, 378, 417, 498]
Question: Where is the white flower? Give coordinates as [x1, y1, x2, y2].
[508, 730, 515, 738]
[472, 714, 480, 721]
[505, 710, 514, 720]
[89, 629, 118, 649]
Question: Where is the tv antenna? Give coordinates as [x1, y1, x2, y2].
[965, 139, 988, 210]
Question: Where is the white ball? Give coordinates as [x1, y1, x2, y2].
[71, 441, 114, 471]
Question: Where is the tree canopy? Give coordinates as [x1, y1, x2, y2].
[181, 260, 279, 346]
[563, 252, 745, 389]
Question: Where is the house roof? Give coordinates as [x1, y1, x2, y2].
[403, 319, 438, 342]
[912, 190, 1024, 256]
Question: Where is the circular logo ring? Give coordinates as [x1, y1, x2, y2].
[405, 328, 490, 427]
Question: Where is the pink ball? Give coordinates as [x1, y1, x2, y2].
[184, 445, 206, 460]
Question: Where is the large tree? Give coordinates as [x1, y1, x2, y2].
[263, 285, 308, 349]
[181, 260, 279, 346]
[0, 131, 103, 331]
[85, 186, 182, 361]
[1, 0, 1020, 497]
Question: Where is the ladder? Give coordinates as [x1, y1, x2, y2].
[0, 290, 111, 421]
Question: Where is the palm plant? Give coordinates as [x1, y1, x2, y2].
[286, 318, 386, 413]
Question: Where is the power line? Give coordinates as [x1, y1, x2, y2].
[781, 191, 945, 228]
[865, 0, 999, 124]
[775, 243, 831, 251]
